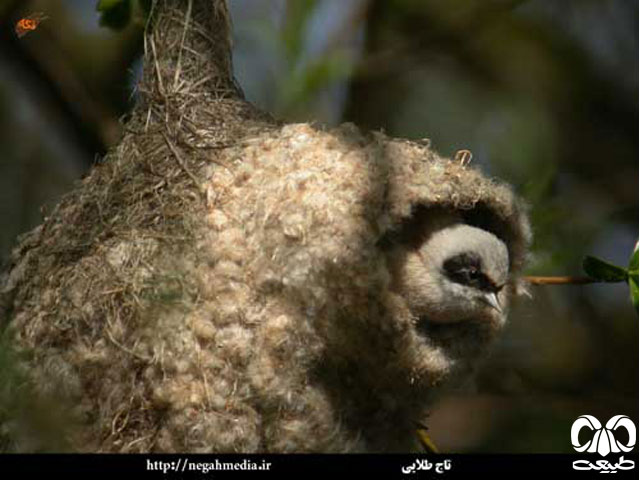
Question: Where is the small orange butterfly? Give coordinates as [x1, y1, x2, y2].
[15, 12, 49, 38]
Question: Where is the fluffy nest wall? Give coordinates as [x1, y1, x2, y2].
[0, 0, 530, 453]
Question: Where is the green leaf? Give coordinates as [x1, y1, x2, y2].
[582, 255, 628, 282]
[282, 0, 318, 63]
[628, 243, 638, 312]
[279, 52, 353, 116]
[97, 0, 131, 30]
[96, 0, 127, 11]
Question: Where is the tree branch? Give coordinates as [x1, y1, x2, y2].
[523, 275, 598, 285]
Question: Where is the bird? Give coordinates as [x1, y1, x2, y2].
[387, 209, 510, 331]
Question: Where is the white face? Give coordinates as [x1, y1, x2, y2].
[385, 222, 511, 384]
[436, 245, 509, 322]
[393, 223, 509, 323]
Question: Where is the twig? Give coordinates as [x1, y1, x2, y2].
[161, 132, 204, 194]
[524, 276, 598, 285]
[150, 32, 165, 96]
[173, 0, 193, 90]
[106, 328, 151, 362]
[454, 149, 473, 167]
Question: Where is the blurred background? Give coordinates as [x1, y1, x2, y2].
[0, 0, 637, 452]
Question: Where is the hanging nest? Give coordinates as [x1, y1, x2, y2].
[0, 0, 530, 452]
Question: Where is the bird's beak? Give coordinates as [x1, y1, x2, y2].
[483, 292, 502, 313]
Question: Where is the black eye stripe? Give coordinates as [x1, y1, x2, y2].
[443, 252, 482, 275]
[442, 252, 500, 292]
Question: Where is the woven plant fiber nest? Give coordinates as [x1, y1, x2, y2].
[0, 0, 530, 452]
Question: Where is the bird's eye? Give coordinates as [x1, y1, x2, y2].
[467, 268, 480, 280]
[442, 252, 489, 287]
[459, 267, 487, 287]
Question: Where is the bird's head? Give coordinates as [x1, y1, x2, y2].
[382, 219, 512, 388]
[427, 224, 510, 324]
[391, 221, 510, 324]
